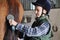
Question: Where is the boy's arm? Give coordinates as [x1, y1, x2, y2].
[16, 22, 49, 37]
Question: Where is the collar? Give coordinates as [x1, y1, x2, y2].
[35, 15, 46, 21]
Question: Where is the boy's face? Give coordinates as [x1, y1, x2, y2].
[35, 6, 43, 17]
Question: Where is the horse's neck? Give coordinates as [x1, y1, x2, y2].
[0, 0, 7, 6]
[8, 3, 19, 22]
[0, 0, 8, 40]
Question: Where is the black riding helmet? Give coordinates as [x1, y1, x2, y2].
[32, 0, 51, 15]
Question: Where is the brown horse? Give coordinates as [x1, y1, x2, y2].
[0, 0, 24, 40]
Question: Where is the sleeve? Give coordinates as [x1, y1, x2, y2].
[16, 22, 49, 37]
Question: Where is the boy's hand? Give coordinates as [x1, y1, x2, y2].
[9, 19, 18, 26]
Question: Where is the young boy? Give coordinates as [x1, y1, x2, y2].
[8, 0, 51, 40]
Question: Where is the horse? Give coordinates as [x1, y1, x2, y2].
[0, 0, 24, 40]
